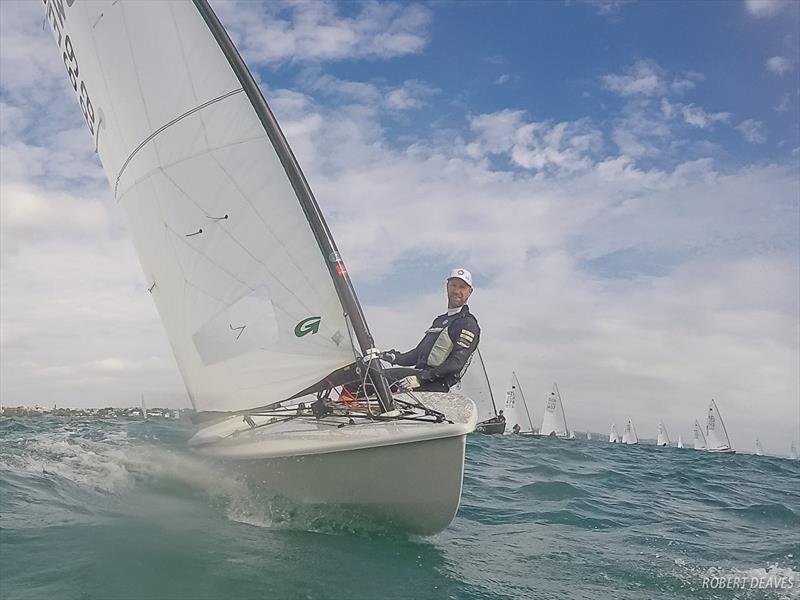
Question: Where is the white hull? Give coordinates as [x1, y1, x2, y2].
[190, 393, 476, 534]
[706, 447, 736, 454]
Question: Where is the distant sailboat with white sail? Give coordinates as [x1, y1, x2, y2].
[622, 417, 638, 445]
[693, 420, 707, 450]
[461, 350, 505, 435]
[790, 443, 798, 461]
[754, 438, 764, 456]
[609, 423, 620, 443]
[677, 435, 684, 449]
[705, 399, 735, 453]
[503, 372, 535, 435]
[536, 383, 574, 439]
[656, 421, 670, 447]
[586, 431, 592, 441]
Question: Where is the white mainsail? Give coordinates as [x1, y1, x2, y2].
[677, 435, 684, 449]
[609, 423, 619, 443]
[755, 438, 764, 456]
[693, 419, 707, 450]
[586, 431, 592, 440]
[706, 399, 734, 452]
[539, 382, 572, 438]
[656, 421, 670, 446]
[456, 349, 497, 422]
[622, 417, 638, 445]
[43, 0, 360, 413]
[503, 372, 534, 434]
[791, 443, 799, 461]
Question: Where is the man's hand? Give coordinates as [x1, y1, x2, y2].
[380, 349, 399, 364]
[396, 375, 420, 392]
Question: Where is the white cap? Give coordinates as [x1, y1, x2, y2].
[447, 267, 473, 287]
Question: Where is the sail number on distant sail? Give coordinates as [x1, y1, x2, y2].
[44, 0, 98, 137]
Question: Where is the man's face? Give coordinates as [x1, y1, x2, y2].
[447, 278, 473, 309]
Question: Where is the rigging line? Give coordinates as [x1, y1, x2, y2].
[113, 88, 244, 198]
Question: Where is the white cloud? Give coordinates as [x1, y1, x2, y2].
[678, 104, 731, 128]
[774, 94, 791, 112]
[602, 60, 665, 97]
[385, 80, 438, 111]
[466, 110, 603, 173]
[578, 0, 636, 18]
[766, 56, 792, 75]
[601, 60, 701, 99]
[494, 74, 513, 86]
[745, 0, 791, 17]
[736, 119, 767, 143]
[211, 0, 432, 64]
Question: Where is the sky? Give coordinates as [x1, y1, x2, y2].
[1, 0, 798, 454]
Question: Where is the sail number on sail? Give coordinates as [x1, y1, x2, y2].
[44, 0, 98, 137]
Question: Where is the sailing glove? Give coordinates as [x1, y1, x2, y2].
[380, 349, 399, 364]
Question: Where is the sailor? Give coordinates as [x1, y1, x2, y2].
[383, 268, 480, 393]
[512, 423, 521, 435]
[495, 410, 506, 423]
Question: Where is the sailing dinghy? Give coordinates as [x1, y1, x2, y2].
[754, 438, 764, 456]
[609, 423, 620, 443]
[705, 399, 735, 453]
[461, 350, 505, 434]
[677, 435, 684, 449]
[503, 372, 535, 435]
[622, 417, 639, 445]
[656, 421, 670, 447]
[536, 383, 575, 439]
[44, 0, 477, 534]
[693, 420, 707, 450]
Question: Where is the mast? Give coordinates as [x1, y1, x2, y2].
[192, 0, 393, 410]
[554, 382, 570, 436]
[513, 372, 535, 432]
[477, 349, 498, 416]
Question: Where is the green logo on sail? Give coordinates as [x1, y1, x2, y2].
[295, 316, 322, 337]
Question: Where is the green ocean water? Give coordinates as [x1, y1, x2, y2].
[0, 417, 797, 600]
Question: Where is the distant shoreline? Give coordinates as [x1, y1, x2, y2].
[1, 406, 184, 418]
